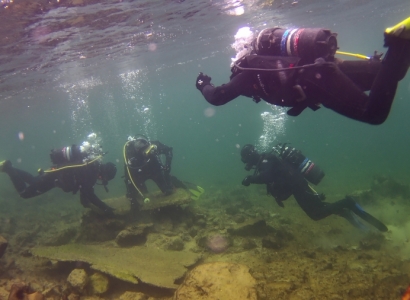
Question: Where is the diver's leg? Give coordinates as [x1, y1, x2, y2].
[1, 161, 48, 197]
[152, 171, 174, 195]
[299, 26, 410, 125]
[363, 36, 410, 123]
[19, 177, 55, 199]
[292, 185, 386, 231]
[298, 62, 374, 123]
[323, 196, 387, 232]
[292, 186, 331, 221]
[336, 59, 381, 91]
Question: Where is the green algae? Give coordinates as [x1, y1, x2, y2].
[31, 243, 200, 289]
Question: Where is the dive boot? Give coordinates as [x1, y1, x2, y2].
[0, 160, 11, 173]
[385, 16, 410, 40]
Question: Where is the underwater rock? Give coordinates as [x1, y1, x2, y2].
[262, 236, 283, 249]
[233, 214, 246, 224]
[188, 227, 198, 238]
[67, 293, 80, 300]
[119, 291, 148, 300]
[77, 211, 124, 242]
[227, 219, 275, 237]
[359, 233, 385, 250]
[14, 231, 36, 247]
[44, 226, 77, 246]
[0, 235, 8, 258]
[140, 188, 192, 211]
[89, 272, 109, 295]
[241, 238, 257, 250]
[115, 223, 153, 247]
[31, 243, 200, 289]
[165, 237, 185, 251]
[225, 206, 240, 215]
[173, 262, 257, 300]
[7, 283, 44, 300]
[195, 218, 207, 228]
[67, 268, 89, 293]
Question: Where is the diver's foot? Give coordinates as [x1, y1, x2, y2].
[385, 16, 410, 40]
[0, 160, 11, 173]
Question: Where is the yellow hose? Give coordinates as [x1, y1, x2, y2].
[43, 155, 103, 173]
[123, 141, 149, 202]
[336, 51, 370, 60]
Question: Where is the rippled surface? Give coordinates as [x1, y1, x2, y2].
[1, 0, 404, 100]
[0, 0, 248, 96]
[0, 0, 409, 168]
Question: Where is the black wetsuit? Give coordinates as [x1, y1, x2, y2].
[243, 152, 387, 232]
[4, 162, 114, 215]
[201, 35, 410, 125]
[124, 140, 186, 208]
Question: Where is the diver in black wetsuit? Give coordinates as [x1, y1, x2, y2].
[196, 17, 410, 125]
[0, 142, 117, 217]
[123, 135, 194, 211]
[240, 143, 388, 232]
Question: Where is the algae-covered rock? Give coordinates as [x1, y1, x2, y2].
[165, 237, 185, 251]
[227, 219, 275, 237]
[141, 188, 192, 211]
[44, 226, 77, 246]
[76, 211, 125, 243]
[90, 272, 109, 295]
[174, 262, 257, 300]
[31, 243, 200, 289]
[67, 269, 88, 293]
[7, 283, 45, 300]
[115, 223, 153, 247]
[119, 291, 148, 300]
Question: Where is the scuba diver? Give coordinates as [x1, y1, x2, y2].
[195, 17, 410, 125]
[123, 135, 204, 211]
[0, 133, 117, 217]
[240, 143, 388, 232]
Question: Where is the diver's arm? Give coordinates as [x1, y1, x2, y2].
[153, 141, 173, 172]
[80, 186, 114, 215]
[242, 173, 267, 186]
[201, 72, 253, 106]
[336, 59, 381, 91]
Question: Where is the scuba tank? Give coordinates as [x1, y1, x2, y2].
[253, 27, 338, 64]
[272, 143, 325, 185]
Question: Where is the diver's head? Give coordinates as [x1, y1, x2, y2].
[99, 162, 117, 185]
[133, 137, 157, 157]
[241, 144, 260, 171]
[134, 137, 150, 152]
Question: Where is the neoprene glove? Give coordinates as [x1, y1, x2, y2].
[242, 176, 252, 186]
[196, 72, 212, 92]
